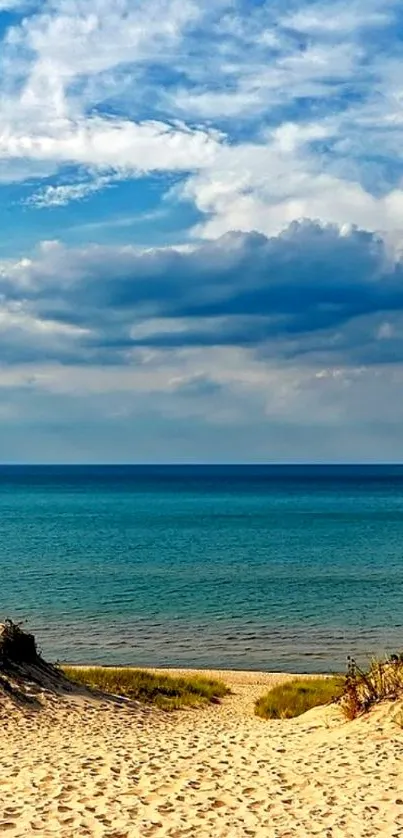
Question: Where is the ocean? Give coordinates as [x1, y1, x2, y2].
[2, 464, 403, 673]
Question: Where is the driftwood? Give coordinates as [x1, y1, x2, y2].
[0, 619, 74, 704]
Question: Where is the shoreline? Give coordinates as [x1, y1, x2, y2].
[65, 665, 304, 676]
[63, 663, 339, 676]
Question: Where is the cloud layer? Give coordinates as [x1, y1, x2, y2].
[0, 0, 402, 460]
[0, 220, 401, 368]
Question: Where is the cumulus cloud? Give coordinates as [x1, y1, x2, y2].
[180, 126, 403, 240]
[0, 221, 402, 368]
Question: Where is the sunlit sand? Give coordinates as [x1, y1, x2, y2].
[1, 666, 403, 837]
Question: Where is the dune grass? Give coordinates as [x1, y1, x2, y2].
[62, 666, 229, 710]
[255, 676, 344, 720]
[342, 656, 403, 720]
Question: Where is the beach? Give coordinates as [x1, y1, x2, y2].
[1, 668, 403, 837]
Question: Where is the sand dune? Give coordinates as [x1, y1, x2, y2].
[1, 669, 403, 837]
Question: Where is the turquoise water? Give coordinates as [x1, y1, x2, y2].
[2, 465, 403, 672]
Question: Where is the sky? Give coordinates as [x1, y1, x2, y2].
[0, 0, 403, 462]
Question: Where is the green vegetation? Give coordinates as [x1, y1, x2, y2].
[62, 666, 229, 710]
[342, 655, 403, 720]
[256, 656, 403, 722]
[255, 676, 344, 720]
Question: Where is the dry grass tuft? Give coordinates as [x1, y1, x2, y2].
[341, 656, 403, 720]
[255, 676, 343, 719]
[62, 666, 229, 710]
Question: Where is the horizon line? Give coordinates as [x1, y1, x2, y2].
[0, 463, 402, 468]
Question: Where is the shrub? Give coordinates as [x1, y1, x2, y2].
[341, 655, 403, 720]
[255, 676, 343, 719]
[62, 666, 229, 710]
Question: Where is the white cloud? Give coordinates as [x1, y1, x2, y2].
[0, 0, 219, 185]
[0, 0, 401, 250]
[0, 0, 32, 7]
[180, 122, 403, 239]
[283, 0, 393, 34]
[170, 26, 360, 119]
[19, 0, 199, 79]
[26, 172, 116, 207]
[0, 116, 220, 174]
[163, 0, 403, 241]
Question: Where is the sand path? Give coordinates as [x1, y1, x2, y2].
[1, 669, 403, 837]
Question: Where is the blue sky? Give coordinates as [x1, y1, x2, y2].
[0, 0, 403, 462]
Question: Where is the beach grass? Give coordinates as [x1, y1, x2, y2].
[255, 676, 344, 719]
[62, 666, 230, 710]
[342, 656, 403, 719]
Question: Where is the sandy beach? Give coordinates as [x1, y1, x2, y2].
[1, 668, 403, 837]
